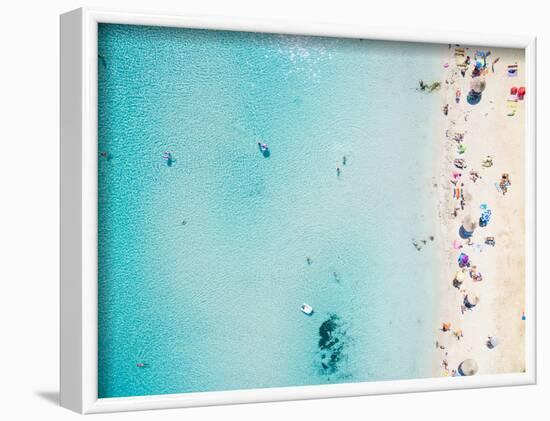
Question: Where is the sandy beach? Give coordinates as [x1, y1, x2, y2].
[432, 46, 526, 377]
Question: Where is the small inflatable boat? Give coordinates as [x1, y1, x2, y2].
[301, 303, 314, 315]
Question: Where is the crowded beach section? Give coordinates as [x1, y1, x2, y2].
[429, 45, 526, 377]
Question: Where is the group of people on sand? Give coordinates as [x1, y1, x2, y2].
[435, 45, 515, 377]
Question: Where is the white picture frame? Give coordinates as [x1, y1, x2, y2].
[60, 7, 537, 414]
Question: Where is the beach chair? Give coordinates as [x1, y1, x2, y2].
[507, 64, 518, 77]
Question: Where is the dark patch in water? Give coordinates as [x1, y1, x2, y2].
[318, 314, 349, 376]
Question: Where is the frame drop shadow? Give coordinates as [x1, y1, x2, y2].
[35, 390, 59, 406]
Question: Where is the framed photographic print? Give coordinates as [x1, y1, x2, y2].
[60, 8, 536, 414]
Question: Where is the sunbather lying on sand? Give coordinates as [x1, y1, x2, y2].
[454, 158, 467, 169]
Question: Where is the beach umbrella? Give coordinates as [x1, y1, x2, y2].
[454, 270, 465, 282]
[487, 336, 499, 349]
[458, 253, 469, 267]
[518, 86, 526, 100]
[462, 213, 477, 230]
[464, 294, 479, 308]
[470, 78, 486, 93]
[467, 90, 482, 105]
[459, 213, 477, 239]
[459, 359, 479, 376]
[453, 240, 463, 250]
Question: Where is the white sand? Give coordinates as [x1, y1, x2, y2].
[432, 46, 526, 377]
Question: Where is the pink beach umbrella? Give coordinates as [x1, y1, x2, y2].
[453, 240, 463, 250]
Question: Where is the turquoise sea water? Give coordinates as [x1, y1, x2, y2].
[98, 24, 443, 398]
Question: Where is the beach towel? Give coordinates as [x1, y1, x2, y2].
[455, 48, 467, 68]
[507, 99, 518, 116]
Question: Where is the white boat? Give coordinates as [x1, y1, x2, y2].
[301, 303, 314, 315]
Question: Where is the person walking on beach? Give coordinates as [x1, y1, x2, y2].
[499, 173, 511, 195]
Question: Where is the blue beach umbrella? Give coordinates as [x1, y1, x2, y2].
[467, 90, 482, 105]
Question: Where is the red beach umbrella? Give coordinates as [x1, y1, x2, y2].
[517, 86, 526, 100]
[510, 86, 518, 95]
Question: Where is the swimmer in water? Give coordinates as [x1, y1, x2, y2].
[163, 151, 174, 166]
[336, 167, 341, 177]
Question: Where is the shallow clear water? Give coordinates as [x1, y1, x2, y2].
[98, 24, 443, 398]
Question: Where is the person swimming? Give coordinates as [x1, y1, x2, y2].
[163, 151, 174, 167]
